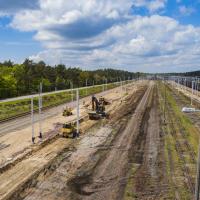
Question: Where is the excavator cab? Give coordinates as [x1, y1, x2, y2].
[63, 106, 73, 116]
[88, 95, 109, 120]
[61, 122, 77, 138]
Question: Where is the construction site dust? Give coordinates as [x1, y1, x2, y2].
[0, 79, 200, 200]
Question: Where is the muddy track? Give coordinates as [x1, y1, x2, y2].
[66, 84, 153, 200]
[12, 84, 148, 200]
[157, 85, 182, 200]
[125, 84, 171, 199]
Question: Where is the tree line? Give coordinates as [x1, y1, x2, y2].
[161, 70, 200, 77]
[0, 59, 140, 99]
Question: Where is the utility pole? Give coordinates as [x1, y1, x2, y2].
[103, 79, 105, 92]
[164, 79, 166, 124]
[191, 81, 194, 106]
[85, 79, 88, 96]
[70, 81, 73, 102]
[76, 89, 79, 138]
[185, 78, 187, 92]
[31, 96, 35, 144]
[93, 80, 95, 88]
[120, 78, 123, 99]
[195, 78, 198, 96]
[38, 82, 43, 139]
[178, 78, 180, 94]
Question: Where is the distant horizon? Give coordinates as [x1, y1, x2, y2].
[1, 58, 200, 74]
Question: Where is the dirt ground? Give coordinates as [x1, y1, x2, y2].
[125, 84, 169, 200]
[0, 82, 137, 168]
[14, 82, 150, 200]
[1, 80, 199, 200]
[0, 81, 148, 200]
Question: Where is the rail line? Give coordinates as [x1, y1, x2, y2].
[0, 82, 129, 124]
[164, 87, 195, 195]
[167, 84, 198, 162]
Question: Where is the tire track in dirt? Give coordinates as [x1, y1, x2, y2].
[15, 83, 148, 200]
[126, 84, 170, 199]
[66, 83, 154, 200]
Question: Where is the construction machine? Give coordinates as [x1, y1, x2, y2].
[63, 106, 73, 116]
[61, 122, 77, 138]
[88, 95, 109, 120]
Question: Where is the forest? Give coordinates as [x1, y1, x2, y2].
[0, 59, 139, 99]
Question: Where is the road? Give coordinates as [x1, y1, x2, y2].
[0, 81, 130, 103]
[0, 86, 119, 137]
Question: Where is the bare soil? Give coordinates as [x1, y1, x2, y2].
[13, 83, 150, 200]
[0, 81, 148, 200]
[1, 81, 199, 200]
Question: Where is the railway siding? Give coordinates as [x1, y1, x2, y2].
[158, 81, 200, 199]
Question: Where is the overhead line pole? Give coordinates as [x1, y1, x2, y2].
[164, 77, 166, 124]
[31, 96, 35, 144]
[76, 88, 80, 138]
[39, 82, 43, 139]
[191, 81, 194, 106]
[85, 79, 88, 96]
[71, 81, 74, 102]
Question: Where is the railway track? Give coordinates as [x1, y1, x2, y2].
[0, 84, 121, 124]
[0, 100, 70, 124]
[127, 84, 174, 199]
[0, 86, 124, 136]
[164, 86, 196, 195]
[167, 84, 198, 163]
[0, 82, 149, 200]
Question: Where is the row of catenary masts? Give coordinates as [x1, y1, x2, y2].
[169, 76, 200, 95]
[29, 79, 136, 144]
[168, 76, 200, 106]
[157, 75, 200, 98]
[159, 75, 200, 200]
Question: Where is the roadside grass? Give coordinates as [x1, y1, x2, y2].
[158, 81, 199, 199]
[0, 83, 120, 121]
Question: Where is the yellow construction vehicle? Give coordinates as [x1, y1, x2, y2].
[61, 122, 77, 138]
[88, 95, 109, 120]
[63, 106, 73, 116]
[99, 97, 111, 105]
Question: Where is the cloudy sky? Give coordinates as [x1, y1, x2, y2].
[0, 0, 200, 72]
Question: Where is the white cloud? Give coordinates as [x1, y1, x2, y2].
[29, 14, 200, 72]
[132, 0, 167, 13]
[179, 5, 196, 16]
[3, 0, 200, 72]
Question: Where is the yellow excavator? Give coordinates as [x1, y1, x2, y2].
[88, 95, 109, 120]
[61, 122, 77, 138]
[62, 106, 73, 116]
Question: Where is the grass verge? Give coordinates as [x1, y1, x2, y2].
[0, 82, 124, 121]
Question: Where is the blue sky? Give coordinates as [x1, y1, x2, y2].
[0, 0, 200, 73]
